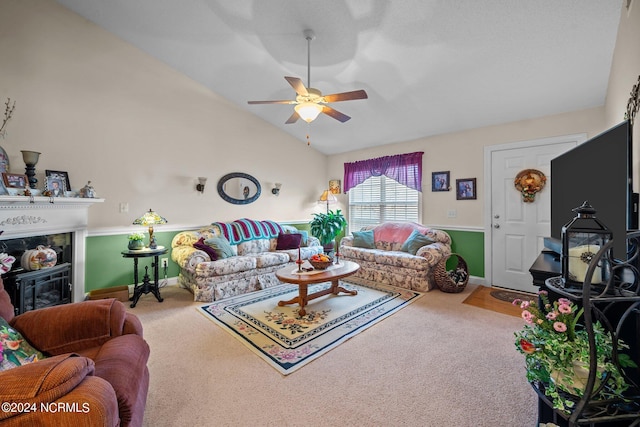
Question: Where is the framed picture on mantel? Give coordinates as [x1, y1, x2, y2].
[2, 173, 27, 189]
[45, 170, 71, 191]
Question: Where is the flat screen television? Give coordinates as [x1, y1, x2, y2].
[550, 120, 635, 260]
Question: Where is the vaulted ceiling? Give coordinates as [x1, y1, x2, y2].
[55, 0, 623, 155]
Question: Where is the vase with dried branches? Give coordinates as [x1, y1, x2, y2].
[0, 98, 16, 174]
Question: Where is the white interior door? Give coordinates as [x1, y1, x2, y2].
[488, 138, 580, 293]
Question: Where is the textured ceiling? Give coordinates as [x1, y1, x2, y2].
[54, 0, 623, 155]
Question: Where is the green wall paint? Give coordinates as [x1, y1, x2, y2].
[85, 222, 312, 292]
[443, 229, 484, 277]
[85, 231, 180, 292]
[84, 226, 485, 293]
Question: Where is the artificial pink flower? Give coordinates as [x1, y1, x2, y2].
[558, 304, 572, 314]
[546, 311, 557, 320]
[520, 300, 531, 309]
[558, 298, 571, 305]
[553, 322, 567, 332]
[521, 310, 533, 324]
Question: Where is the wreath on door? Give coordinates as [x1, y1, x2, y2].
[514, 169, 546, 203]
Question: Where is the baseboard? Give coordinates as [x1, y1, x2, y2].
[468, 275, 486, 286]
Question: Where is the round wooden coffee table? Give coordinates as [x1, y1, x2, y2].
[275, 260, 360, 316]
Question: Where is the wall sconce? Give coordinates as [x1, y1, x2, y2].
[272, 183, 282, 196]
[196, 177, 207, 193]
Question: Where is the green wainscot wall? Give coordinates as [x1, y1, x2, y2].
[442, 229, 484, 278]
[85, 221, 315, 293]
[85, 231, 180, 292]
[85, 225, 485, 293]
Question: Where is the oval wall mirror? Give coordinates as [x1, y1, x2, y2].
[217, 172, 261, 205]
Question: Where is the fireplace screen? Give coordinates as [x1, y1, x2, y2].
[1, 232, 73, 314]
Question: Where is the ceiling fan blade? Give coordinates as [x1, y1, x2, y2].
[322, 89, 368, 103]
[285, 111, 300, 124]
[247, 100, 296, 104]
[284, 76, 309, 97]
[322, 106, 351, 123]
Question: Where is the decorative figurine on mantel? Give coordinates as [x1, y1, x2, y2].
[80, 181, 96, 198]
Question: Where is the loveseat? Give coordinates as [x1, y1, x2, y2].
[0, 279, 150, 427]
[171, 219, 323, 302]
[339, 222, 451, 291]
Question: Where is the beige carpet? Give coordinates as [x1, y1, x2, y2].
[197, 280, 422, 375]
[128, 283, 538, 426]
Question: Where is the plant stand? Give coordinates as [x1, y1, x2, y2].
[536, 231, 640, 426]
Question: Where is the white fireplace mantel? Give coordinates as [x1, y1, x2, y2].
[0, 196, 104, 303]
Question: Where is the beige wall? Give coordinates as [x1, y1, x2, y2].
[606, 1, 640, 191]
[0, 0, 328, 230]
[330, 0, 640, 230]
[2, 0, 638, 233]
[328, 107, 605, 228]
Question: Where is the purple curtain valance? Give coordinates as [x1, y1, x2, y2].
[343, 151, 424, 193]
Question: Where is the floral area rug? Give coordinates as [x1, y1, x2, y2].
[197, 279, 422, 375]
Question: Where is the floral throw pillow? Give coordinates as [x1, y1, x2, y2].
[0, 318, 46, 371]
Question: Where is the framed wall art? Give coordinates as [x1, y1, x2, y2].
[329, 179, 341, 194]
[432, 171, 450, 191]
[2, 173, 27, 189]
[45, 170, 71, 191]
[456, 178, 477, 200]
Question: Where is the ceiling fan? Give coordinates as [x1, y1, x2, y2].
[248, 29, 368, 124]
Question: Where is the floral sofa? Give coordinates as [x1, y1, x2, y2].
[171, 219, 323, 301]
[339, 222, 451, 291]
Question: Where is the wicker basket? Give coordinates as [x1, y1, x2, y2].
[309, 259, 333, 270]
[434, 253, 469, 293]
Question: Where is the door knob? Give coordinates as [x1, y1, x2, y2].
[493, 224, 500, 228]
[494, 214, 500, 219]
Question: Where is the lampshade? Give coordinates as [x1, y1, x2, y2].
[133, 209, 167, 227]
[318, 190, 337, 204]
[133, 209, 167, 249]
[21, 150, 41, 165]
[318, 190, 337, 213]
[295, 102, 323, 123]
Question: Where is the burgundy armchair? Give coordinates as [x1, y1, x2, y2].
[0, 278, 150, 426]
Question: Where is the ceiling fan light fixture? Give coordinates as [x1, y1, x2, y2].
[294, 102, 322, 123]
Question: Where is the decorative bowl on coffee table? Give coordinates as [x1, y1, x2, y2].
[309, 259, 332, 270]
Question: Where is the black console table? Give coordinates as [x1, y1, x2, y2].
[529, 250, 561, 287]
[121, 246, 167, 308]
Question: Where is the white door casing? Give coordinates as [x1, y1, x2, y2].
[483, 134, 586, 293]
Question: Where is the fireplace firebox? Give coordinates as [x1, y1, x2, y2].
[3, 263, 71, 315]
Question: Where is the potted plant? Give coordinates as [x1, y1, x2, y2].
[127, 232, 146, 250]
[514, 290, 636, 412]
[309, 209, 347, 253]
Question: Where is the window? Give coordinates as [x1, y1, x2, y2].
[344, 151, 423, 232]
[348, 176, 420, 232]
